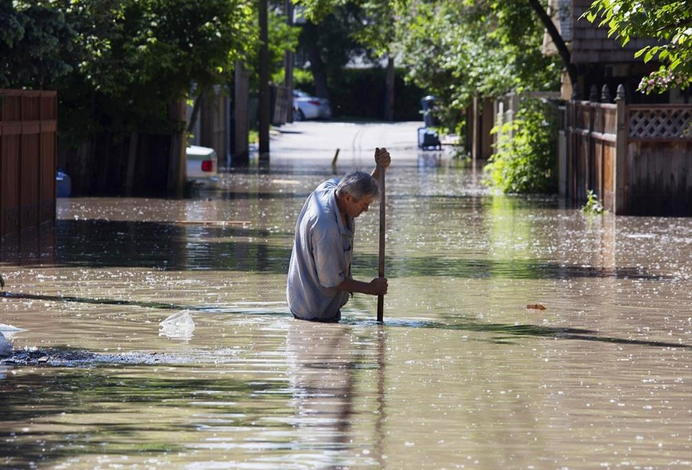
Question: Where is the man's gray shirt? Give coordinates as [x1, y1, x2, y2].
[287, 179, 354, 321]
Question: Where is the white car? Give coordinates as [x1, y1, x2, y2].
[293, 90, 332, 120]
[186, 145, 217, 179]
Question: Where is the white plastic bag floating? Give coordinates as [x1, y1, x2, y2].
[0, 323, 24, 340]
[0, 332, 12, 357]
[0, 324, 25, 357]
[159, 310, 195, 340]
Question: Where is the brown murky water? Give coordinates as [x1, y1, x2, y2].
[1, 123, 691, 469]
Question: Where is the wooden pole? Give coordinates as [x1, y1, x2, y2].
[377, 164, 386, 323]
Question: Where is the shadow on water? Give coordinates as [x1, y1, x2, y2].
[219, 191, 311, 201]
[0, 368, 291, 467]
[354, 257, 670, 281]
[1, 291, 688, 350]
[1, 219, 668, 281]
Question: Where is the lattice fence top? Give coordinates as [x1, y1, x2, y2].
[629, 108, 692, 139]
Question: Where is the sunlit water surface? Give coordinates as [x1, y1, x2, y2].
[1, 128, 691, 469]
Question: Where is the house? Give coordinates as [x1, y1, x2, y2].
[543, 0, 690, 104]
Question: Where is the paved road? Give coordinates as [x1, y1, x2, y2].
[266, 120, 436, 168]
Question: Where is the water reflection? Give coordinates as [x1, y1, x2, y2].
[0, 122, 690, 469]
[287, 322, 356, 459]
[417, 151, 443, 169]
[0, 224, 56, 265]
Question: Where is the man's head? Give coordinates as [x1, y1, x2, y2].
[336, 170, 379, 218]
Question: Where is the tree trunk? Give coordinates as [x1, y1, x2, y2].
[97, 132, 112, 193]
[124, 132, 138, 196]
[187, 94, 203, 134]
[284, 0, 294, 122]
[167, 98, 187, 198]
[304, 22, 330, 100]
[527, 0, 578, 90]
[233, 60, 250, 166]
[258, 0, 270, 158]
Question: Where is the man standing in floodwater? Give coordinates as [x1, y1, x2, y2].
[287, 148, 391, 322]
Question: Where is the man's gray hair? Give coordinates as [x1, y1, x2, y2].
[336, 170, 379, 201]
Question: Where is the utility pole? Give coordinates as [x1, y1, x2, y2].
[258, 0, 270, 160]
[284, 0, 294, 122]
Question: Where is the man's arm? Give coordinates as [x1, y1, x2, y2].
[371, 147, 391, 181]
[333, 277, 387, 296]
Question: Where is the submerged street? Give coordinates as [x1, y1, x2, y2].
[1, 121, 691, 469]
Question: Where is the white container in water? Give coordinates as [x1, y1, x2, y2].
[0, 324, 25, 357]
[159, 310, 195, 340]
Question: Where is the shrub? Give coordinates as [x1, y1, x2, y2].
[484, 98, 558, 194]
[582, 190, 605, 215]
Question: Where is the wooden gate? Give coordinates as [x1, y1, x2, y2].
[0, 90, 57, 238]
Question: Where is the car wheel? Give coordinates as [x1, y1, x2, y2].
[294, 109, 305, 121]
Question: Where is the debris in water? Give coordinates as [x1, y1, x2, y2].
[177, 220, 250, 226]
[0, 323, 24, 337]
[526, 304, 547, 310]
[159, 310, 195, 340]
[271, 179, 300, 185]
[0, 332, 11, 357]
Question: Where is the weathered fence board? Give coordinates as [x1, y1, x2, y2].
[626, 141, 692, 216]
[0, 90, 57, 239]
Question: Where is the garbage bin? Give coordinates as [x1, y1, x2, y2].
[418, 95, 441, 150]
[421, 95, 439, 128]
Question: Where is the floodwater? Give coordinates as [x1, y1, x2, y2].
[1, 122, 691, 469]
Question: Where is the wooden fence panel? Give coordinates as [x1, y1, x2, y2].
[1, 133, 21, 236]
[603, 107, 617, 135]
[0, 90, 57, 239]
[40, 128, 56, 223]
[20, 132, 40, 231]
[566, 100, 618, 210]
[626, 141, 692, 216]
[625, 106, 692, 216]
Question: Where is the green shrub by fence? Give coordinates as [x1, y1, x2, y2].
[485, 98, 558, 194]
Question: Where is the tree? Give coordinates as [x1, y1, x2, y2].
[0, 3, 76, 88]
[4, 0, 256, 140]
[586, 0, 691, 93]
[4, 0, 258, 196]
[353, 1, 398, 120]
[395, 0, 561, 130]
[297, 2, 368, 100]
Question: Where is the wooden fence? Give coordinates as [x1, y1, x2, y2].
[0, 90, 57, 239]
[562, 85, 692, 216]
[271, 85, 291, 126]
